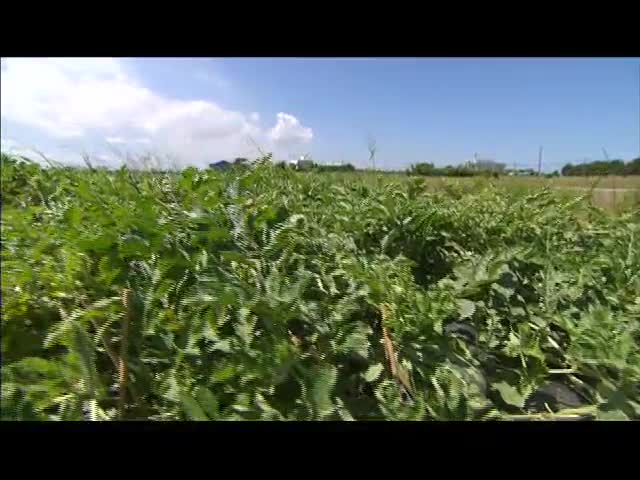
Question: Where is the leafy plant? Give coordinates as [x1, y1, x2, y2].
[2, 151, 638, 421]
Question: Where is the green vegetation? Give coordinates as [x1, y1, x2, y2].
[315, 163, 356, 173]
[409, 162, 499, 177]
[561, 158, 640, 176]
[274, 161, 357, 173]
[2, 152, 640, 421]
[410, 157, 640, 178]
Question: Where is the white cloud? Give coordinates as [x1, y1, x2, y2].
[268, 112, 313, 145]
[106, 136, 151, 148]
[1, 58, 146, 137]
[1, 58, 314, 167]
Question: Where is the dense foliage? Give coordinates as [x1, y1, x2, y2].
[561, 158, 640, 177]
[412, 157, 640, 178]
[274, 161, 356, 173]
[2, 152, 639, 421]
[315, 164, 356, 172]
[409, 162, 503, 177]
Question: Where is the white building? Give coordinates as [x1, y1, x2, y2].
[288, 154, 314, 171]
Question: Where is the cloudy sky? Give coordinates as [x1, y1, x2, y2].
[1, 57, 639, 170]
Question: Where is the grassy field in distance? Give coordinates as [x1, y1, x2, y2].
[425, 175, 640, 212]
[316, 170, 640, 212]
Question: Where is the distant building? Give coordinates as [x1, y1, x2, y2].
[298, 159, 314, 170]
[464, 158, 506, 173]
[209, 158, 253, 169]
[288, 155, 315, 171]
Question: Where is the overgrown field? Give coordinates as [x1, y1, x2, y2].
[324, 171, 640, 211]
[2, 153, 640, 421]
[446, 176, 640, 212]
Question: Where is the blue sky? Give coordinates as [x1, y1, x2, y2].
[2, 57, 639, 171]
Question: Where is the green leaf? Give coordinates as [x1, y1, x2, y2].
[457, 299, 476, 319]
[212, 339, 232, 353]
[12, 357, 61, 378]
[64, 206, 83, 226]
[335, 397, 355, 421]
[211, 364, 236, 383]
[195, 387, 219, 420]
[492, 283, 514, 299]
[44, 320, 72, 349]
[363, 363, 384, 382]
[597, 409, 629, 421]
[206, 227, 231, 242]
[337, 323, 371, 358]
[492, 381, 525, 408]
[255, 393, 283, 420]
[310, 365, 338, 419]
[160, 372, 180, 402]
[180, 392, 208, 421]
[234, 308, 256, 346]
[70, 321, 100, 397]
[220, 251, 251, 264]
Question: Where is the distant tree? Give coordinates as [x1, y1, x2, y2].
[410, 163, 437, 176]
[561, 158, 638, 176]
[452, 167, 475, 177]
[624, 157, 640, 175]
[609, 159, 625, 175]
[561, 164, 574, 176]
[316, 163, 356, 172]
[409, 162, 485, 177]
[473, 159, 506, 173]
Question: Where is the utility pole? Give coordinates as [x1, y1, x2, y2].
[367, 134, 377, 171]
[537, 146, 543, 176]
